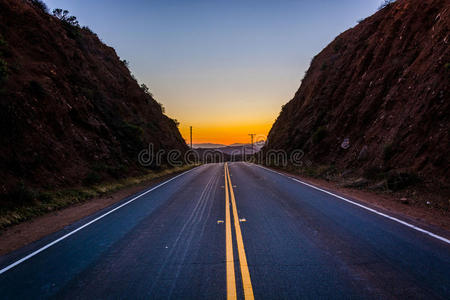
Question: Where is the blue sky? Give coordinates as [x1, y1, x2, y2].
[44, 0, 382, 143]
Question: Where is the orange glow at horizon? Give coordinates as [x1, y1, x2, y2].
[179, 122, 272, 145]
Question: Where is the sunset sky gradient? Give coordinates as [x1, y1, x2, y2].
[45, 0, 382, 144]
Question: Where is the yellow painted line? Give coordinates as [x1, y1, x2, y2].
[226, 163, 255, 300]
[225, 163, 237, 300]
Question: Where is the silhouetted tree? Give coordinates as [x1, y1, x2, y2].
[172, 119, 180, 127]
[52, 8, 79, 27]
[29, 0, 48, 13]
[140, 83, 153, 97]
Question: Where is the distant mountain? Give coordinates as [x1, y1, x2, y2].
[265, 0, 449, 190]
[229, 141, 265, 147]
[216, 144, 259, 155]
[192, 143, 227, 149]
[194, 141, 265, 152]
[193, 141, 265, 156]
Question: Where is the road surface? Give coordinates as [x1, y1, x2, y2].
[0, 162, 449, 299]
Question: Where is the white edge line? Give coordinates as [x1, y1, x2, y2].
[0, 167, 198, 275]
[254, 164, 450, 245]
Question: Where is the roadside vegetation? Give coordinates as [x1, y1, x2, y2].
[0, 164, 197, 229]
[261, 162, 448, 213]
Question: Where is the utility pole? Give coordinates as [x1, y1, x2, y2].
[248, 133, 256, 154]
[190, 126, 193, 149]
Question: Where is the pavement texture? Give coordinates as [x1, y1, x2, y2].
[0, 162, 449, 299]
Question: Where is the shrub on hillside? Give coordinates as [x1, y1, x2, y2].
[81, 26, 94, 34]
[140, 83, 153, 97]
[157, 102, 166, 113]
[92, 163, 127, 179]
[29, 0, 48, 13]
[171, 118, 180, 127]
[363, 166, 387, 181]
[445, 62, 450, 71]
[83, 171, 102, 186]
[118, 122, 145, 151]
[387, 172, 420, 191]
[312, 126, 328, 144]
[52, 9, 82, 40]
[6, 181, 37, 205]
[122, 59, 130, 68]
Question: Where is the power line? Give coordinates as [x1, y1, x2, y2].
[248, 134, 255, 153]
[190, 126, 193, 149]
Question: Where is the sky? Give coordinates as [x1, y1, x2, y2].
[45, 0, 382, 145]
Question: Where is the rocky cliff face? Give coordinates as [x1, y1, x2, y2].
[0, 0, 188, 193]
[265, 0, 449, 190]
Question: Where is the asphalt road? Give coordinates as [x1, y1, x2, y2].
[0, 162, 449, 299]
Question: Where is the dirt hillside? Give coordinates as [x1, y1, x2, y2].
[0, 0, 188, 197]
[265, 0, 449, 193]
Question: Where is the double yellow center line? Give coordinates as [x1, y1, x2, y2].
[224, 162, 254, 300]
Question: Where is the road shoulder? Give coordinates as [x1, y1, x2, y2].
[0, 168, 195, 256]
[260, 165, 450, 237]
